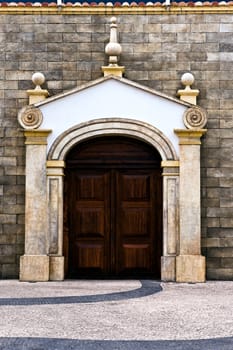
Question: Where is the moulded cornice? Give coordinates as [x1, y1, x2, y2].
[35, 74, 191, 108]
[0, 6, 233, 15]
[24, 129, 52, 145]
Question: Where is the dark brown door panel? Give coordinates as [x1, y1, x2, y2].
[64, 137, 162, 279]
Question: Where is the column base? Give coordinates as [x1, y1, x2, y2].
[49, 256, 64, 281]
[20, 255, 49, 282]
[161, 256, 176, 281]
[176, 255, 206, 283]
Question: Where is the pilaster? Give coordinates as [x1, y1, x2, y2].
[174, 129, 207, 283]
[161, 160, 179, 281]
[47, 160, 65, 281]
[20, 129, 52, 282]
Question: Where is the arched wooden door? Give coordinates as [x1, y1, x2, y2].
[64, 136, 162, 278]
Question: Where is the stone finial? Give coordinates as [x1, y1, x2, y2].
[105, 17, 122, 65]
[102, 17, 125, 78]
[177, 72, 200, 105]
[27, 72, 49, 105]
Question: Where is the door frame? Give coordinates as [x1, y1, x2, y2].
[19, 118, 206, 282]
[46, 118, 179, 281]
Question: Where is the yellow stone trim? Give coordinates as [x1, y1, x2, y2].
[177, 89, 199, 105]
[24, 130, 52, 137]
[47, 160, 65, 168]
[102, 66, 125, 78]
[177, 90, 199, 97]
[0, 7, 233, 15]
[25, 141, 48, 145]
[24, 129, 52, 145]
[161, 160, 179, 168]
[27, 89, 49, 105]
[179, 140, 201, 145]
[27, 89, 49, 96]
[174, 129, 207, 145]
[162, 173, 179, 177]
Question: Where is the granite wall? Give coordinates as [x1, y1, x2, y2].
[0, 11, 232, 279]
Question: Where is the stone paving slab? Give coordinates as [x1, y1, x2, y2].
[0, 338, 233, 350]
[0, 280, 232, 349]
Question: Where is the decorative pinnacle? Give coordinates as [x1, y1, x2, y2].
[27, 72, 49, 105]
[105, 17, 122, 66]
[177, 72, 199, 105]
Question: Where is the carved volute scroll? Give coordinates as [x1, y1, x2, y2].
[18, 105, 43, 129]
[183, 106, 207, 130]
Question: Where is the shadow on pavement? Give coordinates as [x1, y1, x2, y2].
[0, 337, 233, 350]
[0, 280, 161, 306]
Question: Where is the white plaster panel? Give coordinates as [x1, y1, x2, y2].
[39, 79, 187, 155]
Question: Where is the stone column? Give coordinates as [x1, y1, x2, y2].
[174, 129, 207, 283]
[161, 161, 179, 281]
[20, 130, 51, 282]
[47, 160, 65, 281]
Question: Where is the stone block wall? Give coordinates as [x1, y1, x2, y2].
[0, 10, 233, 279]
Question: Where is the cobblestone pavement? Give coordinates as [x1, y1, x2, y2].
[0, 280, 232, 350]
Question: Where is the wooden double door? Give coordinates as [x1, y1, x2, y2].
[64, 137, 162, 278]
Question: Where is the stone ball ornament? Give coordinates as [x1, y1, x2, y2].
[32, 72, 45, 89]
[18, 106, 43, 129]
[105, 42, 122, 57]
[183, 106, 207, 130]
[181, 72, 195, 89]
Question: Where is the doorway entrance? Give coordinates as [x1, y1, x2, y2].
[64, 136, 162, 278]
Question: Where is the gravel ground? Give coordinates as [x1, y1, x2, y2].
[0, 280, 232, 349]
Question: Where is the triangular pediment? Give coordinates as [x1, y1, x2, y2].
[36, 75, 190, 108]
[37, 75, 190, 157]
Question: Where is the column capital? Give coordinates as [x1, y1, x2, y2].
[161, 160, 179, 168]
[47, 161, 65, 177]
[24, 129, 52, 145]
[47, 160, 65, 168]
[161, 160, 179, 177]
[174, 129, 207, 145]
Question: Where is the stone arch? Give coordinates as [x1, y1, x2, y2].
[45, 117, 179, 281]
[47, 118, 178, 161]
